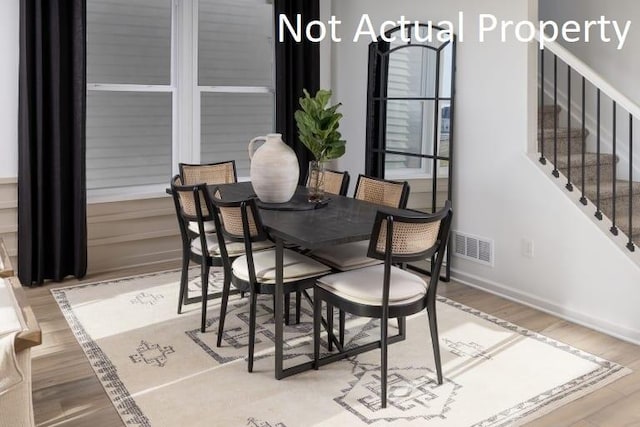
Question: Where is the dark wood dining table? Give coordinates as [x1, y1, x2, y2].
[216, 182, 419, 379]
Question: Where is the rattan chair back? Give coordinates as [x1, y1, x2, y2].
[211, 191, 267, 243]
[353, 175, 409, 208]
[306, 169, 350, 196]
[179, 160, 237, 186]
[367, 200, 452, 263]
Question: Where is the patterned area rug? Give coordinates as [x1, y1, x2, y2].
[52, 269, 630, 427]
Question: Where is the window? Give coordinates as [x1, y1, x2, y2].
[86, 0, 275, 199]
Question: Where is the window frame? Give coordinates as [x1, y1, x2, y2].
[86, 0, 275, 203]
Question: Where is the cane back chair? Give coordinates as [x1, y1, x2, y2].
[313, 201, 452, 408]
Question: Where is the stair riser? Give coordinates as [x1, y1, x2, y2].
[539, 136, 584, 155]
[539, 111, 560, 129]
[596, 194, 640, 220]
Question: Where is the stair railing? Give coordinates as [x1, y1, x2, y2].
[537, 32, 639, 252]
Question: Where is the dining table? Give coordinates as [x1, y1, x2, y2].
[215, 182, 420, 379]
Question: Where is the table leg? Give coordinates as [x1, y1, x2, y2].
[274, 237, 284, 379]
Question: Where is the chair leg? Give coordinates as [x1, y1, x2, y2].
[177, 249, 189, 314]
[339, 310, 345, 346]
[327, 302, 334, 352]
[248, 288, 258, 373]
[295, 290, 302, 324]
[216, 271, 232, 347]
[427, 301, 443, 385]
[380, 316, 389, 408]
[200, 263, 210, 333]
[313, 288, 322, 370]
[397, 317, 406, 338]
[284, 293, 291, 326]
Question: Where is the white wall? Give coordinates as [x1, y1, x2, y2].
[0, 0, 19, 179]
[331, 0, 640, 343]
[540, 0, 640, 105]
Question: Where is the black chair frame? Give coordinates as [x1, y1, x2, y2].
[313, 201, 453, 408]
[211, 194, 328, 372]
[331, 174, 411, 345]
[171, 177, 239, 335]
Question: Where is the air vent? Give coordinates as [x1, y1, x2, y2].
[453, 231, 494, 266]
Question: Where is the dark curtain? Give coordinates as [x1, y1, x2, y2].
[274, 0, 320, 184]
[18, 0, 87, 286]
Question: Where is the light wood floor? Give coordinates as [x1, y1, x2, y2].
[25, 262, 640, 427]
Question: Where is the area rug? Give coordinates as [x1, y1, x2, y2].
[52, 269, 630, 427]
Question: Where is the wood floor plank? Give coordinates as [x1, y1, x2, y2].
[23, 264, 640, 426]
[585, 389, 640, 426]
[524, 387, 623, 427]
[607, 359, 640, 397]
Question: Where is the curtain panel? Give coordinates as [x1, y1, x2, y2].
[18, 0, 87, 286]
[274, 0, 320, 184]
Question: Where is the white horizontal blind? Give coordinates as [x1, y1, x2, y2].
[201, 93, 273, 177]
[86, 92, 172, 189]
[86, 0, 173, 192]
[198, 0, 275, 176]
[87, 0, 172, 85]
[198, 0, 274, 87]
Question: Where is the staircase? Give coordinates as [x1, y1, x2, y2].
[538, 105, 640, 247]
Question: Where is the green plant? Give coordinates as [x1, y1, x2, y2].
[294, 89, 346, 162]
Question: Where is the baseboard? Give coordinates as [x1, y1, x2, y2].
[451, 268, 640, 346]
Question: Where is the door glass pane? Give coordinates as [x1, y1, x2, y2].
[199, 0, 274, 87]
[86, 92, 172, 189]
[384, 153, 432, 177]
[385, 100, 436, 158]
[438, 100, 451, 175]
[439, 43, 454, 98]
[201, 93, 274, 178]
[87, 0, 172, 85]
[387, 47, 437, 99]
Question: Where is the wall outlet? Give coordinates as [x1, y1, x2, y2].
[522, 238, 535, 258]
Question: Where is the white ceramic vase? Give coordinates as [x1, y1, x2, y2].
[248, 133, 299, 203]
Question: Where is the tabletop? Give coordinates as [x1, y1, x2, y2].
[215, 182, 419, 250]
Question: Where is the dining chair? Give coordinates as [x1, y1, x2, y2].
[305, 169, 350, 196]
[311, 175, 410, 271]
[310, 175, 410, 345]
[313, 201, 453, 408]
[174, 161, 240, 314]
[210, 193, 332, 372]
[170, 176, 272, 334]
[179, 160, 237, 235]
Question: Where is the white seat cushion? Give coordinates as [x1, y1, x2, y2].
[188, 220, 216, 234]
[311, 241, 382, 271]
[190, 235, 273, 258]
[317, 264, 428, 306]
[232, 249, 331, 284]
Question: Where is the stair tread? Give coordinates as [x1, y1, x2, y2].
[582, 180, 640, 199]
[539, 105, 561, 114]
